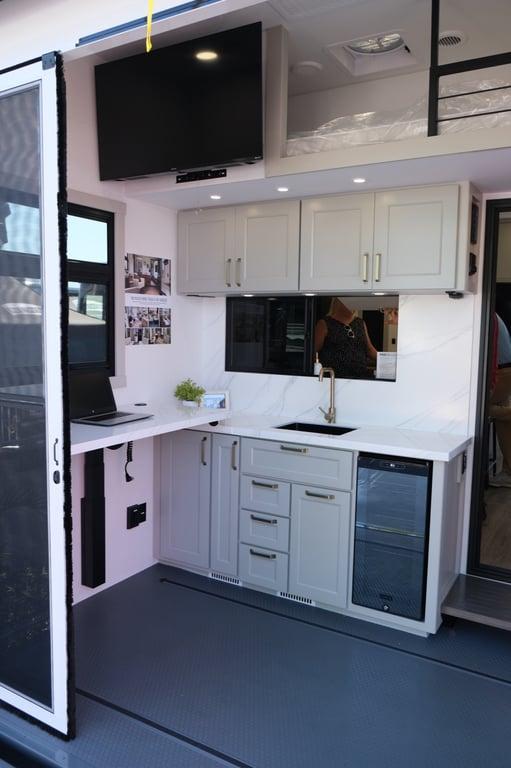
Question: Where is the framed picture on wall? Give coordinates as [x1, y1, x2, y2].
[202, 391, 229, 409]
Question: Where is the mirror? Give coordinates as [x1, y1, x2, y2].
[226, 294, 399, 381]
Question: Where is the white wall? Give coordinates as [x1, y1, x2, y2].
[200, 292, 476, 435]
[66, 57, 209, 602]
[287, 70, 428, 135]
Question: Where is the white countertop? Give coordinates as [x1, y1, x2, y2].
[71, 403, 231, 455]
[189, 413, 471, 462]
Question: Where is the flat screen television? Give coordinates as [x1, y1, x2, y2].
[95, 23, 263, 180]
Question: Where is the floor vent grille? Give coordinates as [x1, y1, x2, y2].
[278, 591, 315, 606]
[210, 572, 242, 586]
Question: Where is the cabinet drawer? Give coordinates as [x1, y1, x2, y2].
[240, 474, 291, 517]
[240, 509, 290, 553]
[239, 543, 288, 592]
[241, 438, 353, 490]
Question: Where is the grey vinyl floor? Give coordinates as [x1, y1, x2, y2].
[2, 563, 511, 768]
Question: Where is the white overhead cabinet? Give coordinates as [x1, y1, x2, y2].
[177, 206, 236, 293]
[300, 185, 461, 293]
[178, 200, 300, 294]
[300, 193, 375, 292]
[160, 431, 211, 569]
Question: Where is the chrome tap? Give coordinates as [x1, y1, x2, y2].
[318, 367, 336, 424]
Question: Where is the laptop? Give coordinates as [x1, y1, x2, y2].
[69, 371, 152, 427]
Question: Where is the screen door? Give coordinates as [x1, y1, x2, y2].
[0, 58, 71, 736]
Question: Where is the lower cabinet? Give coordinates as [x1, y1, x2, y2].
[210, 434, 240, 577]
[160, 430, 211, 569]
[239, 544, 289, 592]
[289, 485, 351, 608]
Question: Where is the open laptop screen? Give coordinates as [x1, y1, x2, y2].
[69, 371, 117, 419]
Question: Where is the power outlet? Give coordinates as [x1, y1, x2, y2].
[127, 502, 147, 530]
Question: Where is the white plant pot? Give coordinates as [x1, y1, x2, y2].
[180, 399, 200, 407]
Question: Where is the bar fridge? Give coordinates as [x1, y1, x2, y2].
[352, 454, 432, 621]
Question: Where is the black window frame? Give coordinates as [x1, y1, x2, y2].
[67, 202, 116, 376]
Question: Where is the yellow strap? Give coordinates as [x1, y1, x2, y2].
[146, 0, 154, 53]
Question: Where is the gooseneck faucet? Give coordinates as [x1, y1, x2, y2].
[318, 366, 336, 424]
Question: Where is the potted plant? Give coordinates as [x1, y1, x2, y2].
[174, 378, 206, 407]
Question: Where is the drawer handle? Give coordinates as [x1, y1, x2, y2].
[250, 514, 278, 525]
[280, 444, 308, 454]
[250, 548, 277, 560]
[231, 440, 238, 471]
[201, 436, 207, 466]
[252, 480, 278, 490]
[305, 490, 335, 500]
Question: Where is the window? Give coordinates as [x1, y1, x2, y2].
[67, 203, 115, 375]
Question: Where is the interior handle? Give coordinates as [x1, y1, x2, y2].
[252, 480, 278, 490]
[305, 490, 335, 500]
[250, 548, 277, 560]
[235, 257, 242, 287]
[280, 444, 308, 454]
[225, 258, 232, 287]
[231, 440, 238, 470]
[375, 252, 381, 282]
[250, 514, 278, 525]
[53, 437, 59, 466]
[201, 436, 207, 466]
[362, 252, 369, 282]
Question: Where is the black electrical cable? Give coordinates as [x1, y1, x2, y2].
[125, 441, 134, 482]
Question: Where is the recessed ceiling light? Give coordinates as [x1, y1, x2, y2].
[291, 60, 323, 77]
[210, 194, 222, 200]
[353, 177, 366, 184]
[347, 33, 404, 55]
[304, 293, 316, 296]
[373, 292, 386, 296]
[243, 294, 254, 298]
[277, 186, 289, 192]
[195, 50, 218, 61]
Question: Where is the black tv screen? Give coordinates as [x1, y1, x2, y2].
[95, 23, 263, 180]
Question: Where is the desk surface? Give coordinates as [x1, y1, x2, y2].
[71, 403, 231, 455]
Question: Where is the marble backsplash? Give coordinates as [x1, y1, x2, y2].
[200, 293, 476, 435]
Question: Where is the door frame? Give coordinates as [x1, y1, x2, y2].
[0, 56, 74, 737]
[468, 197, 511, 583]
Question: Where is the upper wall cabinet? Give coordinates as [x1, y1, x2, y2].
[178, 201, 300, 294]
[373, 186, 459, 292]
[177, 206, 236, 294]
[300, 194, 375, 292]
[300, 185, 461, 293]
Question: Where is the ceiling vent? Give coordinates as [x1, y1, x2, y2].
[326, 31, 416, 78]
[439, 30, 466, 47]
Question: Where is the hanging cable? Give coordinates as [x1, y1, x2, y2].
[125, 441, 134, 483]
[146, 0, 154, 53]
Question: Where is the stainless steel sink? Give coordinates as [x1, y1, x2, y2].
[276, 421, 355, 436]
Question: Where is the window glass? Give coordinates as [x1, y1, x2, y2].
[68, 281, 108, 366]
[68, 214, 108, 264]
[0, 202, 40, 255]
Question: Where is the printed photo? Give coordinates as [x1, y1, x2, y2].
[125, 254, 171, 297]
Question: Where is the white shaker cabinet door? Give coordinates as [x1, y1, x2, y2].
[289, 485, 351, 607]
[177, 207, 236, 293]
[160, 431, 211, 569]
[373, 185, 459, 291]
[300, 193, 374, 291]
[210, 435, 240, 577]
[235, 200, 300, 292]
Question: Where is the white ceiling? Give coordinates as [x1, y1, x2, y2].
[125, 146, 511, 210]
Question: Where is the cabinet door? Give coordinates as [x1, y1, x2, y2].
[373, 185, 459, 291]
[177, 207, 236, 293]
[160, 431, 211, 569]
[289, 485, 351, 607]
[211, 435, 240, 576]
[300, 194, 374, 291]
[235, 201, 300, 292]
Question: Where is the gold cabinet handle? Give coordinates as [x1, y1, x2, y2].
[250, 514, 278, 525]
[362, 252, 369, 282]
[252, 480, 278, 490]
[375, 252, 381, 282]
[250, 548, 276, 560]
[280, 444, 308, 454]
[235, 257, 242, 287]
[225, 258, 232, 287]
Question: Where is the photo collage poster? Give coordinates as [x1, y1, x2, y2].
[124, 253, 171, 346]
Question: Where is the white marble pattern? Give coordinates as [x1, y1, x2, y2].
[200, 293, 475, 436]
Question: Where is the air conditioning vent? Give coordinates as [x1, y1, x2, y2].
[278, 591, 315, 606]
[439, 31, 466, 47]
[210, 572, 242, 586]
